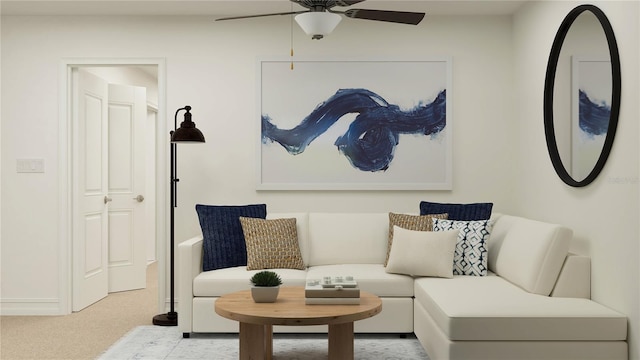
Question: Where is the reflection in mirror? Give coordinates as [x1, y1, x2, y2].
[554, 11, 610, 181]
[544, 5, 621, 187]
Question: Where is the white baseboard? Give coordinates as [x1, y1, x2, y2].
[0, 298, 63, 315]
[158, 298, 178, 313]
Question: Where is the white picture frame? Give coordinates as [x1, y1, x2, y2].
[257, 58, 452, 191]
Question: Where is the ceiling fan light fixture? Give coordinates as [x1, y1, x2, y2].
[295, 12, 342, 39]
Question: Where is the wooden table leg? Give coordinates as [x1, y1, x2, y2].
[239, 323, 273, 360]
[264, 325, 273, 360]
[328, 322, 354, 360]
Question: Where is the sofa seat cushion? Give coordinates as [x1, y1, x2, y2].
[414, 274, 627, 341]
[307, 264, 414, 297]
[193, 266, 308, 297]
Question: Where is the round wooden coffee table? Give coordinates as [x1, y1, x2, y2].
[215, 286, 382, 360]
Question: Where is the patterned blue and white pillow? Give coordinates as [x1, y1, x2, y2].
[433, 218, 493, 276]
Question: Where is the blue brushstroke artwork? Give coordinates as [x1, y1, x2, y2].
[578, 89, 610, 137]
[261, 88, 446, 172]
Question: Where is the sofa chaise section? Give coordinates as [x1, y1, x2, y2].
[413, 214, 628, 359]
[414, 274, 627, 359]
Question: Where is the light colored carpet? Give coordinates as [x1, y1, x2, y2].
[1, 263, 158, 360]
[98, 326, 430, 360]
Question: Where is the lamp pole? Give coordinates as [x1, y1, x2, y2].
[153, 106, 205, 326]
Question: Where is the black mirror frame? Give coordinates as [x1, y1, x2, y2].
[543, 4, 621, 187]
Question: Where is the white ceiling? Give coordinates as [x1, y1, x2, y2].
[1, 0, 527, 17]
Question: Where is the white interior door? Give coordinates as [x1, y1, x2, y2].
[107, 83, 147, 293]
[72, 69, 109, 311]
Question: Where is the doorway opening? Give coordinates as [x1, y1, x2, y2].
[59, 59, 167, 315]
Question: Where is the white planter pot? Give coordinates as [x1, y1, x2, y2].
[251, 286, 280, 303]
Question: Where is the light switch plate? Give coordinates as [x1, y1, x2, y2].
[17, 159, 45, 173]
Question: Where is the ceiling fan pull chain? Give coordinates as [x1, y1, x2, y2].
[290, 2, 295, 70]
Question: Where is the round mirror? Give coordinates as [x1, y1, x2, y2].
[543, 4, 621, 187]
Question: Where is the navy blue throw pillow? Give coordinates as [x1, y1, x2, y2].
[196, 204, 267, 272]
[419, 201, 493, 221]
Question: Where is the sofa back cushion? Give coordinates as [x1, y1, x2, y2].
[267, 213, 310, 266]
[488, 214, 572, 295]
[308, 213, 388, 266]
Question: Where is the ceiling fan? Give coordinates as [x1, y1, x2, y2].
[216, 0, 426, 40]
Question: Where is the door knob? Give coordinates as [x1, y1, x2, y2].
[104, 196, 112, 204]
[133, 195, 145, 202]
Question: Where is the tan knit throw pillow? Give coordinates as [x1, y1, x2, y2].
[240, 217, 305, 271]
[385, 212, 449, 267]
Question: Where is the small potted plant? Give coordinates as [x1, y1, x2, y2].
[249, 270, 283, 303]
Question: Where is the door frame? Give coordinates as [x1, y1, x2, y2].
[58, 58, 167, 314]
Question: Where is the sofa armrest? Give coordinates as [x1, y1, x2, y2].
[550, 253, 591, 299]
[178, 236, 204, 334]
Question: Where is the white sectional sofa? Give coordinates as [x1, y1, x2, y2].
[178, 212, 628, 360]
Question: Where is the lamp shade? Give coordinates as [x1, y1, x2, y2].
[171, 107, 205, 143]
[295, 12, 342, 39]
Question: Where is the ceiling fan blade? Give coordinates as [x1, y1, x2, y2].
[335, 0, 367, 6]
[216, 11, 306, 21]
[344, 9, 425, 25]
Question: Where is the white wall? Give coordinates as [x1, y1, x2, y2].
[513, 1, 639, 358]
[1, 13, 515, 315]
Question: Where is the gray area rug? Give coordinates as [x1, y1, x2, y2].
[98, 325, 430, 359]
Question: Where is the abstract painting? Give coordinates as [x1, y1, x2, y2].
[258, 59, 452, 190]
[572, 57, 611, 181]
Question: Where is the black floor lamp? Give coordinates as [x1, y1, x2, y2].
[153, 105, 205, 326]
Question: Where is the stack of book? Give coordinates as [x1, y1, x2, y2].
[305, 276, 360, 305]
